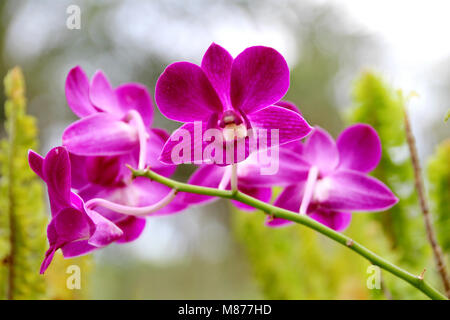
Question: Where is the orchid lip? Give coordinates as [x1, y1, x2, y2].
[219, 110, 243, 127]
[218, 110, 248, 141]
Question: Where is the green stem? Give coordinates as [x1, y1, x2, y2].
[132, 167, 448, 300]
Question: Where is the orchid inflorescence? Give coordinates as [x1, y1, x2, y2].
[28, 43, 398, 274]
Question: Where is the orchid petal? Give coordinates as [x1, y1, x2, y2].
[63, 113, 138, 156]
[69, 153, 90, 189]
[231, 186, 271, 211]
[61, 240, 98, 258]
[266, 181, 304, 227]
[53, 207, 94, 242]
[303, 127, 339, 175]
[247, 105, 312, 146]
[155, 62, 223, 122]
[267, 184, 305, 227]
[159, 121, 209, 165]
[115, 83, 153, 126]
[89, 70, 121, 114]
[65, 66, 97, 117]
[201, 43, 233, 107]
[28, 149, 44, 180]
[85, 155, 123, 187]
[309, 209, 352, 231]
[40, 247, 57, 274]
[145, 128, 176, 177]
[274, 101, 302, 115]
[337, 123, 382, 173]
[231, 46, 289, 114]
[319, 170, 399, 211]
[237, 147, 310, 187]
[86, 209, 124, 247]
[43, 147, 72, 214]
[133, 177, 187, 215]
[115, 217, 146, 243]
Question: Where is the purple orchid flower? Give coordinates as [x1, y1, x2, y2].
[60, 67, 187, 242]
[155, 43, 312, 165]
[28, 147, 123, 274]
[268, 124, 399, 231]
[63, 66, 153, 161]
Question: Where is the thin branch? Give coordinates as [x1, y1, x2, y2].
[132, 167, 448, 300]
[404, 107, 450, 298]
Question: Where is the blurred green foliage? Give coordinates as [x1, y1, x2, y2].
[349, 71, 429, 266]
[232, 206, 390, 299]
[349, 71, 440, 299]
[0, 67, 47, 299]
[0, 67, 92, 300]
[427, 140, 450, 253]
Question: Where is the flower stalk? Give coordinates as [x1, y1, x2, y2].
[132, 166, 448, 300]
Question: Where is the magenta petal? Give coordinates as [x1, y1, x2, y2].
[63, 113, 138, 156]
[320, 169, 399, 211]
[69, 153, 89, 189]
[274, 101, 302, 115]
[145, 128, 176, 177]
[86, 209, 123, 247]
[230, 46, 289, 114]
[133, 177, 174, 205]
[155, 62, 223, 122]
[304, 127, 339, 175]
[65, 66, 97, 117]
[265, 216, 292, 227]
[183, 165, 226, 205]
[238, 147, 310, 187]
[85, 155, 123, 187]
[28, 149, 45, 180]
[248, 105, 312, 146]
[309, 209, 352, 231]
[43, 147, 72, 213]
[267, 184, 304, 227]
[115, 217, 146, 243]
[159, 121, 208, 165]
[40, 247, 57, 274]
[337, 124, 382, 173]
[201, 43, 233, 107]
[89, 70, 121, 114]
[61, 240, 97, 258]
[53, 207, 94, 242]
[115, 83, 153, 126]
[231, 185, 271, 211]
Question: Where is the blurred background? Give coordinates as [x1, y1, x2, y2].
[0, 0, 449, 299]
